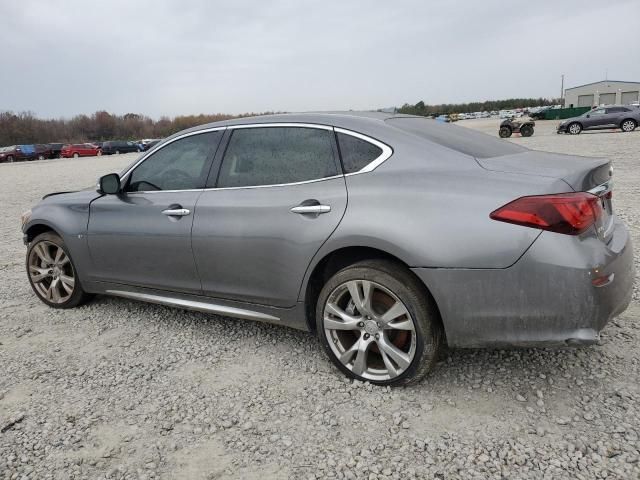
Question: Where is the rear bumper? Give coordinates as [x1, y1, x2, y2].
[412, 219, 634, 348]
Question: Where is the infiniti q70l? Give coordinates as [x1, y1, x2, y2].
[21, 112, 634, 385]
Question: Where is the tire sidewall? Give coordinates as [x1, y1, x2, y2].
[568, 122, 582, 134]
[621, 120, 636, 132]
[26, 232, 86, 309]
[316, 262, 437, 386]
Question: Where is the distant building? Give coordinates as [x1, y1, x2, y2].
[564, 80, 640, 108]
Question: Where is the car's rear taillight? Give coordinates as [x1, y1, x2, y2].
[490, 192, 603, 235]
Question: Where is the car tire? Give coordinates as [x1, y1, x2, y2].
[38, 154, 45, 160]
[7, 155, 14, 163]
[72, 152, 79, 158]
[115, 150, 120, 155]
[316, 259, 443, 386]
[97, 149, 102, 156]
[26, 232, 92, 309]
[499, 126, 512, 138]
[620, 119, 637, 132]
[520, 125, 534, 137]
[567, 122, 582, 135]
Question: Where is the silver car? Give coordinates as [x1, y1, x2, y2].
[21, 112, 634, 385]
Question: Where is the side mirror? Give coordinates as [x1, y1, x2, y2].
[98, 173, 121, 194]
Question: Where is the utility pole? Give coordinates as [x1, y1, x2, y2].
[560, 74, 564, 105]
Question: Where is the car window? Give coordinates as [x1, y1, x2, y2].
[126, 131, 222, 192]
[336, 132, 383, 173]
[216, 127, 338, 188]
[590, 109, 606, 116]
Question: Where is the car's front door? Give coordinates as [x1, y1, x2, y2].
[87, 129, 223, 293]
[192, 125, 347, 307]
[583, 108, 608, 129]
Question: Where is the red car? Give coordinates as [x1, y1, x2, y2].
[60, 143, 102, 158]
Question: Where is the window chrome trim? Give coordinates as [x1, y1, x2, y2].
[334, 127, 394, 175]
[228, 122, 334, 131]
[207, 174, 343, 191]
[119, 126, 228, 183]
[119, 123, 393, 193]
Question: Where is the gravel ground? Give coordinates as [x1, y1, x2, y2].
[1, 120, 639, 480]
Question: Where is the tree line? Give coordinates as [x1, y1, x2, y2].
[0, 110, 269, 146]
[397, 98, 562, 116]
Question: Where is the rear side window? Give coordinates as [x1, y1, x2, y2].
[336, 132, 383, 173]
[126, 131, 221, 192]
[217, 127, 338, 188]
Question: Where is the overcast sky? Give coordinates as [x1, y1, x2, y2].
[1, 0, 639, 119]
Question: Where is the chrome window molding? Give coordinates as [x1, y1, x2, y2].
[120, 126, 228, 181]
[119, 123, 393, 194]
[334, 127, 394, 175]
[228, 122, 334, 131]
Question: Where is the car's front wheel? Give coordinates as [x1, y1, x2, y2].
[26, 232, 91, 308]
[567, 122, 582, 135]
[316, 259, 442, 386]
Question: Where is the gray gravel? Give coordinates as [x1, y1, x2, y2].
[1, 121, 639, 479]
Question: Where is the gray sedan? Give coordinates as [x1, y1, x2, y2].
[558, 105, 640, 134]
[21, 112, 634, 385]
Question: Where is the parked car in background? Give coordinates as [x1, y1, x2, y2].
[21, 112, 633, 385]
[557, 105, 640, 134]
[34, 144, 53, 160]
[60, 143, 102, 158]
[101, 140, 140, 155]
[141, 139, 162, 151]
[48, 143, 65, 159]
[529, 106, 551, 120]
[0, 145, 37, 162]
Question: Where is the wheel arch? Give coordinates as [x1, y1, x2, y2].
[302, 245, 445, 338]
[24, 222, 59, 243]
[620, 117, 637, 128]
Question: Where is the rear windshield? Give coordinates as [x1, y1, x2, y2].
[386, 117, 527, 159]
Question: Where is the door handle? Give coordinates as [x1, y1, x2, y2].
[162, 208, 191, 216]
[290, 205, 331, 214]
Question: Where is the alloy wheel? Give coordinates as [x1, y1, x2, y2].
[622, 120, 636, 132]
[28, 240, 75, 304]
[323, 280, 416, 381]
[569, 123, 581, 134]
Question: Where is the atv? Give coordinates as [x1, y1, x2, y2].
[499, 118, 535, 138]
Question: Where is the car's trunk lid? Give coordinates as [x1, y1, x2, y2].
[478, 151, 614, 242]
[477, 150, 611, 191]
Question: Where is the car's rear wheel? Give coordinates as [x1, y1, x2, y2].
[26, 232, 91, 309]
[115, 149, 120, 154]
[316, 259, 442, 386]
[7, 155, 14, 163]
[568, 122, 582, 135]
[621, 119, 637, 132]
[499, 126, 512, 138]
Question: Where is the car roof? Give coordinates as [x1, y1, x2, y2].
[179, 111, 526, 159]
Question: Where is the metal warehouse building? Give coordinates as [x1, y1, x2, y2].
[564, 80, 640, 108]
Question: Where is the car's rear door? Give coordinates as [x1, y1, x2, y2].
[192, 124, 347, 308]
[87, 129, 224, 293]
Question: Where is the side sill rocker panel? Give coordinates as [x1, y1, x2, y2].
[105, 289, 280, 322]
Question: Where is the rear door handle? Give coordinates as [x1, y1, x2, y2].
[162, 208, 191, 216]
[290, 205, 331, 214]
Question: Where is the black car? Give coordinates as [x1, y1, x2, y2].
[34, 144, 53, 160]
[141, 139, 161, 151]
[48, 143, 64, 159]
[100, 140, 140, 155]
